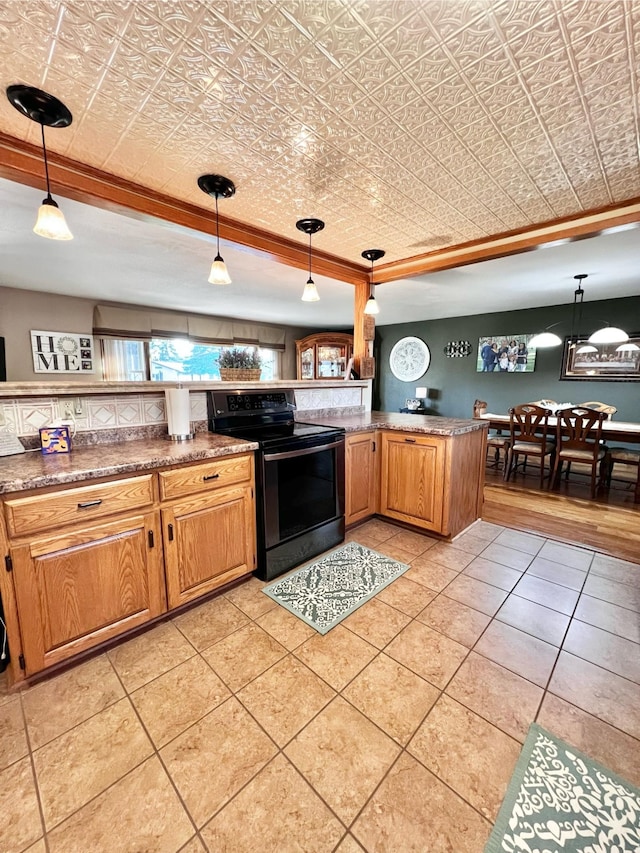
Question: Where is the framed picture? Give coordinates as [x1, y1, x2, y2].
[31, 330, 95, 374]
[476, 334, 537, 373]
[561, 335, 640, 381]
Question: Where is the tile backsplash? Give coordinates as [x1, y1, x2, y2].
[0, 386, 364, 438]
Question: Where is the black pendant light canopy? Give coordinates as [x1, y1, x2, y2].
[198, 174, 236, 284]
[296, 218, 325, 302]
[6, 84, 73, 240]
[361, 248, 385, 315]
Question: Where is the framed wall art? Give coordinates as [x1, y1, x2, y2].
[561, 335, 640, 381]
[477, 334, 537, 373]
[31, 330, 95, 374]
[389, 336, 430, 382]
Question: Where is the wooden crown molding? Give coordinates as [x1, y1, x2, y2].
[3, 132, 640, 288]
[0, 132, 369, 286]
[372, 200, 640, 284]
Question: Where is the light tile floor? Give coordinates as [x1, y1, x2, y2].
[2, 519, 640, 852]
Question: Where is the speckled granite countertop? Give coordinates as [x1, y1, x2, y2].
[0, 434, 258, 495]
[300, 411, 489, 436]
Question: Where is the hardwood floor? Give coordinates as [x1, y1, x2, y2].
[482, 468, 640, 562]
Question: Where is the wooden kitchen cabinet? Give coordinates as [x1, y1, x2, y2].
[162, 484, 256, 609]
[296, 332, 353, 380]
[10, 511, 165, 675]
[161, 452, 256, 608]
[345, 431, 378, 525]
[1, 451, 257, 683]
[379, 428, 485, 536]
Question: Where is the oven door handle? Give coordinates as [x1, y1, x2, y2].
[263, 438, 344, 462]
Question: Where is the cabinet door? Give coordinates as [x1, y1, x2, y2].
[380, 433, 446, 532]
[11, 512, 165, 675]
[163, 486, 256, 609]
[345, 432, 378, 525]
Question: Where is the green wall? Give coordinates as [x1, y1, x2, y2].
[374, 296, 640, 421]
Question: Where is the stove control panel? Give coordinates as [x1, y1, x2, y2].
[208, 389, 296, 419]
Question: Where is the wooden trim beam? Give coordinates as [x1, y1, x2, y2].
[373, 199, 640, 284]
[352, 280, 370, 375]
[0, 132, 368, 286]
[4, 131, 640, 289]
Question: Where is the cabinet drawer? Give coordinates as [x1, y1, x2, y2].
[159, 454, 253, 501]
[5, 475, 155, 538]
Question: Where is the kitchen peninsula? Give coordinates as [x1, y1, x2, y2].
[0, 381, 486, 689]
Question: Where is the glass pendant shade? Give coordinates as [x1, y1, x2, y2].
[208, 254, 231, 285]
[528, 331, 563, 348]
[33, 197, 73, 240]
[616, 342, 640, 352]
[588, 326, 629, 344]
[363, 294, 379, 315]
[576, 344, 598, 354]
[6, 86, 74, 241]
[301, 277, 320, 302]
[296, 218, 325, 302]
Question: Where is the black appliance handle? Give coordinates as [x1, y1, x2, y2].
[263, 437, 344, 462]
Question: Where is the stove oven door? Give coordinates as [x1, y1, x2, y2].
[260, 435, 345, 576]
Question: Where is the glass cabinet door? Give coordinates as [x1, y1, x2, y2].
[317, 345, 346, 378]
[300, 346, 314, 379]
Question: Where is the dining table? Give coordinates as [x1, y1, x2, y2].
[477, 412, 640, 500]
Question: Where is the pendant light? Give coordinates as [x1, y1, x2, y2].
[528, 330, 563, 348]
[296, 218, 324, 301]
[361, 249, 385, 315]
[198, 174, 236, 284]
[566, 273, 628, 345]
[6, 84, 73, 240]
[588, 324, 629, 344]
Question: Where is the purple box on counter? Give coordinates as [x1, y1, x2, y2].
[39, 426, 72, 454]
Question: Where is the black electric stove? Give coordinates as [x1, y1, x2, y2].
[208, 389, 345, 580]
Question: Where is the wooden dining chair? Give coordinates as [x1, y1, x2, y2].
[505, 404, 555, 487]
[473, 400, 510, 473]
[577, 401, 617, 419]
[550, 407, 610, 499]
[607, 448, 640, 503]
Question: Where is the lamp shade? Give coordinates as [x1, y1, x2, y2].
[616, 342, 640, 352]
[576, 344, 598, 354]
[33, 197, 73, 240]
[301, 278, 320, 302]
[528, 331, 563, 348]
[363, 294, 379, 315]
[208, 255, 231, 285]
[588, 326, 629, 344]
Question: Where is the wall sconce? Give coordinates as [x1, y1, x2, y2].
[296, 218, 324, 301]
[6, 84, 73, 240]
[361, 248, 385, 315]
[198, 174, 236, 284]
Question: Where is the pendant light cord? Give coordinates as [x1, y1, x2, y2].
[40, 123, 53, 201]
[308, 232, 313, 283]
[215, 194, 220, 256]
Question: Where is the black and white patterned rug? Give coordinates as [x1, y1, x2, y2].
[486, 723, 640, 852]
[262, 541, 410, 634]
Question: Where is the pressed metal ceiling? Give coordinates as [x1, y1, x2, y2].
[2, 0, 640, 270]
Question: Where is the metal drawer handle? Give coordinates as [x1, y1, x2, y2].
[404, 438, 416, 443]
[77, 499, 103, 509]
[203, 473, 220, 481]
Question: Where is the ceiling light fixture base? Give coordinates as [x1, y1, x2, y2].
[6, 84, 72, 127]
[197, 174, 236, 199]
[296, 218, 325, 236]
[361, 249, 385, 263]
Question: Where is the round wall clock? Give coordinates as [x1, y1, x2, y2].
[444, 340, 472, 358]
[389, 336, 431, 381]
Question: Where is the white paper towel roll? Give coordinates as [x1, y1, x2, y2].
[165, 388, 191, 437]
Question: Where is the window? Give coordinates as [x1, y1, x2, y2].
[101, 338, 280, 381]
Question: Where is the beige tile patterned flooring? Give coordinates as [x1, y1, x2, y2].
[1, 518, 640, 852]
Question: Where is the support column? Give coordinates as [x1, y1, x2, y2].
[353, 280, 375, 378]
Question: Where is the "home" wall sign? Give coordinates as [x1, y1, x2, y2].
[31, 330, 95, 374]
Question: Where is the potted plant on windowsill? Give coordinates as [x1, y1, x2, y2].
[218, 347, 262, 381]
